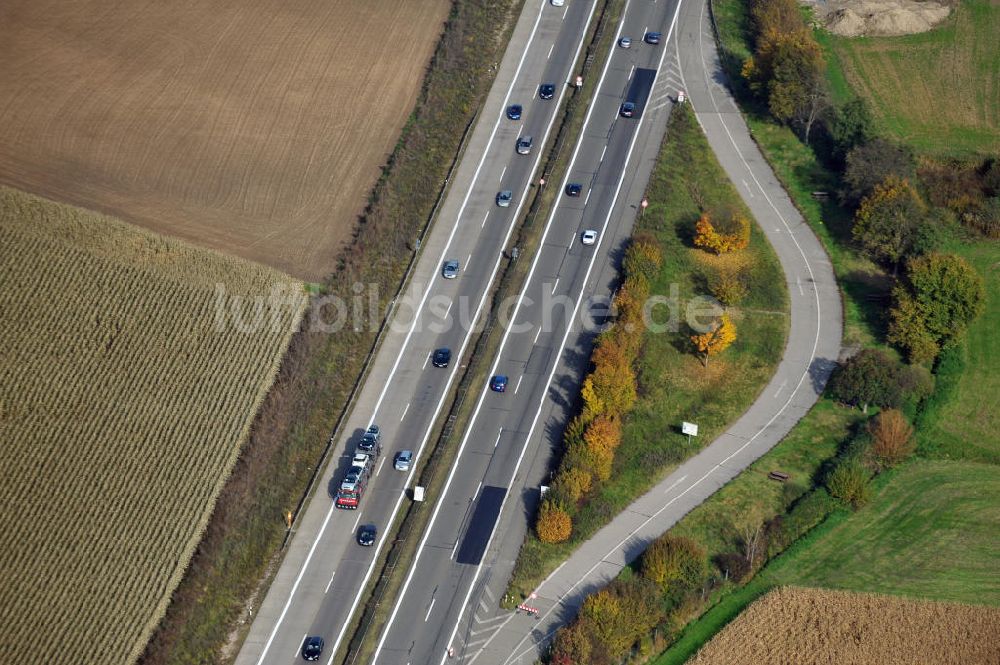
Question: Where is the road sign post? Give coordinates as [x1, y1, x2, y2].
[682, 421, 698, 446]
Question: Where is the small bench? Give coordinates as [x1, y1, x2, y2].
[768, 470, 790, 482]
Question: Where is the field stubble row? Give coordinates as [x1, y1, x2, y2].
[691, 586, 1000, 665]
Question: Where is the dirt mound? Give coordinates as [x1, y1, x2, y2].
[814, 0, 952, 36]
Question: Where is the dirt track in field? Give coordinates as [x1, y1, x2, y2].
[0, 0, 449, 281]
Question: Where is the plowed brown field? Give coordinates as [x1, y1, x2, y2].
[0, 0, 449, 281]
[691, 586, 1000, 665]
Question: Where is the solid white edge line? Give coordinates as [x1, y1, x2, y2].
[371, 0, 603, 661]
[296, 633, 306, 658]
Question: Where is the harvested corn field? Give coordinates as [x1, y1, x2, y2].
[0, 187, 306, 664]
[0, 0, 450, 281]
[691, 586, 1000, 665]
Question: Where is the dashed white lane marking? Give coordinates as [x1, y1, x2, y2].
[425, 598, 436, 622]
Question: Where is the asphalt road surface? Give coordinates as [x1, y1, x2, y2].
[234, 2, 604, 664]
[370, 0, 686, 663]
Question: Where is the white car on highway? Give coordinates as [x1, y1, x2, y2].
[581, 229, 598, 245]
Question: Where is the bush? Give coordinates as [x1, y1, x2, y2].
[917, 158, 984, 212]
[640, 535, 708, 593]
[704, 252, 751, 306]
[693, 211, 751, 253]
[961, 196, 1000, 238]
[578, 588, 635, 659]
[842, 138, 916, 206]
[581, 339, 637, 417]
[764, 489, 838, 558]
[852, 176, 930, 269]
[827, 348, 901, 412]
[823, 98, 876, 165]
[826, 458, 872, 508]
[623, 235, 663, 284]
[552, 466, 592, 505]
[868, 408, 915, 469]
[536, 499, 572, 543]
[550, 620, 593, 665]
[889, 253, 985, 363]
[714, 551, 753, 582]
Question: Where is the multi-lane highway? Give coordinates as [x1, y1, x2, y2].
[370, 0, 683, 662]
[235, 2, 603, 663]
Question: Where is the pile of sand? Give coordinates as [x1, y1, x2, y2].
[815, 0, 952, 37]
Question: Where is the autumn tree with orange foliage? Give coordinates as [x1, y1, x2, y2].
[583, 416, 621, 481]
[581, 339, 636, 417]
[693, 211, 751, 254]
[691, 314, 737, 367]
[536, 499, 572, 543]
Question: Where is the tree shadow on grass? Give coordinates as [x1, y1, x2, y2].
[842, 268, 892, 340]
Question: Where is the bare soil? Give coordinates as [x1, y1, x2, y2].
[0, 0, 449, 281]
[806, 0, 953, 37]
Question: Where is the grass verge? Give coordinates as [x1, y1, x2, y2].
[507, 101, 790, 600]
[138, 2, 526, 663]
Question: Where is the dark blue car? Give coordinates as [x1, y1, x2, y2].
[432, 348, 451, 368]
[301, 636, 324, 661]
[490, 375, 508, 392]
[507, 104, 522, 120]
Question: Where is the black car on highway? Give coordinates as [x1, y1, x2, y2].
[539, 83, 556, 99]
[565, 183, 582, 197]
[301, 636, 324, 661]
[645, 31, 662, 44]
[506, 104, 522, 120]
[358, 425, 381, 453]
[432, 348, 451, 368]
[620, 102, 636, 118]
[357, 524, 377, 547]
